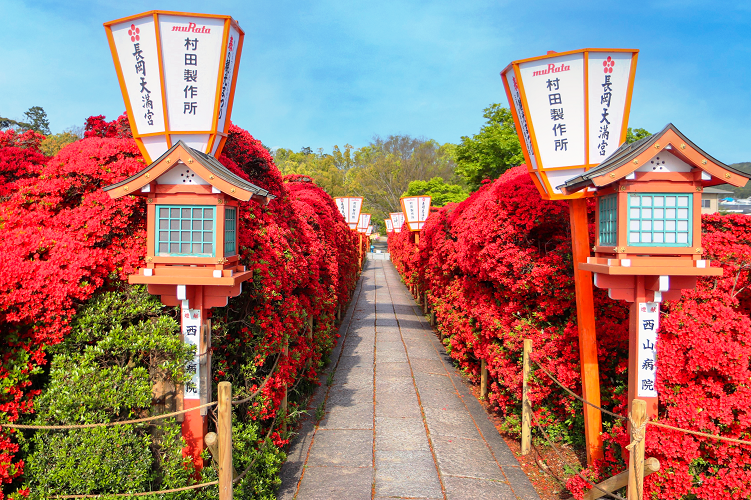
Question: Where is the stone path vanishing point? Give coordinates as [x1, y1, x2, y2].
[278, 260, 542, 500]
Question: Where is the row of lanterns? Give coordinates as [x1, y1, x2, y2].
[333, 195, 432, 236]
[97, 7, 750, 484]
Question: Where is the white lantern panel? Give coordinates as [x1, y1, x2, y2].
[171, 134, 211, 151]
[546, 168, 585, 194]
[349, 199, 362, 225]
[142, 136, 170, 162]
[532, 171, 547, 193]
[502, 69, 537, 169]
[402, 198, 419, 223]
[216, 25, 241, 134]
[518, 53, 586, 169]
[587, 52, 634, 162]
[110, 18, 166, 134]
[159, 15, 225, 133]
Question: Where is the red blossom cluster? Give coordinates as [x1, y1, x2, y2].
[389, 166, 751, 499]
[0, 117, 361, 496]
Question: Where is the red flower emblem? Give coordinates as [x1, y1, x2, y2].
[603, 56, 615, 74]
[128, 24, 140, 42]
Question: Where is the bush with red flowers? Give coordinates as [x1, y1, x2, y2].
[389, 166, 751, 499]
[0, 116, 361, 498]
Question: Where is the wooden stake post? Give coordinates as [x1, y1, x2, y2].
[218, 381, 233, 500]
[521, 339, 532, 456]
[628, 399, 647, 500]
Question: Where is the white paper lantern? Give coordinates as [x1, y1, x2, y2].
[334, 197, 363, 230]
[501, 49, 639, 200]
[400, 196, 431, 231]
[104, 11, 244, 162]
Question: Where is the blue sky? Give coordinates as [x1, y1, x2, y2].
[2, 0, 751, 162]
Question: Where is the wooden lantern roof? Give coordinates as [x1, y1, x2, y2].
[103, 140, 275, 202]
[559, 123, 749, 195]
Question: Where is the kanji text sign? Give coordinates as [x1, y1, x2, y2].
[637, 302, 659, 398]
[334, 197, 363, 230]
[105, 12, 244, 163]
[357, 213, 371, 233]
[182, 306, 202, 400]
[400, 196, 431, 231]
[385, 219, 393, 233]
[501, 49, 638, 200]
[390, 212, 405, 233]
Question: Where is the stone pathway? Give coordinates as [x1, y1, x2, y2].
[278, 260, 541, 500]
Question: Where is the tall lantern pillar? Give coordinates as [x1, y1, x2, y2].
[501, 48, 640, 464]
[102, 10, 276, 471]
[357, 213, 372, 264]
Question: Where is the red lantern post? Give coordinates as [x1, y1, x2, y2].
[501, 48, 640, 463]
[102, 10, 274, 470]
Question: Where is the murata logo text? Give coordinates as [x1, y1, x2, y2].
[171, 23, 211, 34]
[532, 62, 570, 77]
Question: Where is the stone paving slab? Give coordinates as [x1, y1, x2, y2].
[279, 260, 541, 500]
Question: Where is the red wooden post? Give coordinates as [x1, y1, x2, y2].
[569, 198, 604, 464]
[182, 285, 207, 470]
[628, 277, 659, 421]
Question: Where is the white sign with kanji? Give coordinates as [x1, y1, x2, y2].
[181, 306, 202, 400]
[390, 212, 405, 233]
[357, 213, 371, 233]
[385, 219, 393, 233]
[334, 197, 362, 229]
[637, 302, 659, 398]
[401, 196, 431, 231]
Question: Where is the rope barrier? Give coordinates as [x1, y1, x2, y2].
[532, 361, 751, 447]
[530, 412, 626, 500]
[0, 401, 218, 430]
[49, 481, 219, 498]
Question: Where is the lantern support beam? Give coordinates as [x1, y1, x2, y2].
[569, 199, 604, 464]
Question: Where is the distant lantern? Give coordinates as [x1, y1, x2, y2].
[400, 196, 431, 231]
[561, 123, 749, 420]
[384, 218, 394, 233]
[501, 48, 639, 200]
[366, 225, 374, 236]
[390, 212, 405, 233]
[104, 11, 244, 163]
[334, 197, 363, 230]
[357, 213, 372, 234]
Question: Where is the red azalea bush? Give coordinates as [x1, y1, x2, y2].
[389, 166, 751, 499]
[0, 117, 360, 497]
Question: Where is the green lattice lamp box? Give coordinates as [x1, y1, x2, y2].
[104, 140, 274, 305]
[559, 124, 749, 300]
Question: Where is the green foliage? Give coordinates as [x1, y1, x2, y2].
[23, 107, 50, 136]
[273, 145, 353, 197]
[403, 176, 468, 207]
[17, 286, 199, 499]
[347, 134, 458, 222]
[230, 417, 285, 499]
[40, 130, 80, 157]
[625, 127, 651, 144]
[0, 107, 50, 135]
[720, 162, 751, 199]
[454, 104, 524, 191]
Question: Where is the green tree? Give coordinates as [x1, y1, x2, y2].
[40, 128, 81, 156]
[346, 134, 458, 223]
[23, 106, 50, 135]
[626, 127, 651, 144]
[403, 177, 468, 207]
[273, 144, 352, 197]
[453, 104, 523, 191]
